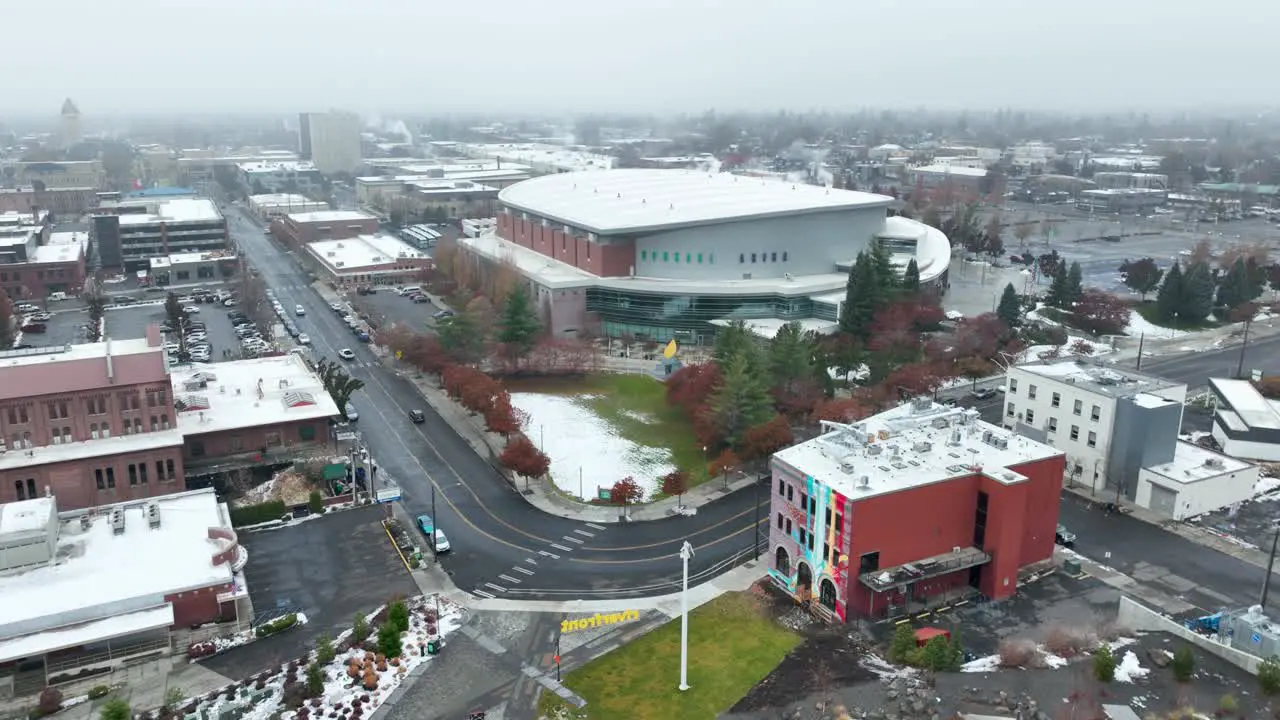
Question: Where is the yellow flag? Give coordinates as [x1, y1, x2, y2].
[663, 339, 678, 359]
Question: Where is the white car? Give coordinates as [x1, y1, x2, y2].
[297, 333, 311, 345]
[16, 303, 39, 313]
[183, 306, 200, 314]
[295, 305, 306, 316]
[337, 348, 355, 360]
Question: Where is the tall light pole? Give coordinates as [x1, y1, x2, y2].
[679, 541, 695, 692]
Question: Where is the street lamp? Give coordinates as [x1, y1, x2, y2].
[678, 541, 694, 692]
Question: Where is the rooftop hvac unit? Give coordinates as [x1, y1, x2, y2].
[110, 507, 126, 535]
[79, 515, 91, 531]
[911, 397, 932, 413]
[867, 444, 883, 456]
[914, 441, 933, 453]
[982, 430, 994, 443]
[931, 417, 950, 429]
[949, 429, 963, 446]
[857, 476, 871, 490]
[147, 502, 161, 529]
[839, 461, 855, 474]
[1204, 457, 1226, 470]
[990, 436, 1009, 450]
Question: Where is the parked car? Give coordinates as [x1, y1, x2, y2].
[1055, 525, 1076, 547]
[182, 305, 200, 314]
[408, 409, 425, 423]
[21, 322, 46, 333]
[432, 309, 454, 320]
[16, 303, 39, 313]
[295, 305, 306, 316]
[345, 403, 359, 422]
[337, 348, 355, 360]
[429, 529, 451, 553]
[416, 514, 435, 535]
[297, 333, 311, 345]
[412, 295, 431, 304]
[970, 388, 997, 400]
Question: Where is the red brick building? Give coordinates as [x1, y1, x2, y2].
[270, 209, 379, 252]
[768, 400, 1066, 622]
[0, 330, 341, 509]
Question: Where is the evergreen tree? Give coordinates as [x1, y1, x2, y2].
[1046, 262, 1071, 308]
[901, 258, 920, 294]
[496, 284, 541, 356]
[1155, 262, 1183, 322]
[1180, 262, 1216, 323]
[839, 252, 877, 337]
[1066, 261, 1084, 306]
[1216, 257, 1248, 312]
[713, 320, 762, 375]
[868, 239, 898, 301]
[709, 354, 776, 448]
[767, 322, 815, 389]
[996, 283, 1021, 328]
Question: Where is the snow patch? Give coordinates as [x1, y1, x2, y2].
[961, 654, 1000, 673]
[510, 392, 676, 500]
[1114, 650, 1149, 683]
[1126, 309, 1188, 339]
[860, 654, 916, 680]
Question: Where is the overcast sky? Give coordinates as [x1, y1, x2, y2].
[6, 0, 1276, 117]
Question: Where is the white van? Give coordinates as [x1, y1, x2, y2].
[48, 292, 68, 302]
[397, 286, 421, 296]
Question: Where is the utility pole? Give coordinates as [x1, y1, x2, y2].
[431, 485, 438, 563]
[753, 469, 763, 558]
[678, 541, 694, 692]
[1134, 333, 1145, 371]
[1262, 528, 1279, 610]
[1236, 316, 1252, 378]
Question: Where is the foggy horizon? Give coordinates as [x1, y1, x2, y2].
[4, 0, 1277, 118]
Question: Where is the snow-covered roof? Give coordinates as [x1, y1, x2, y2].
[774, 401, 1063, 502]
[0, 497, 54, 539]
[709, 318, 839, 339]
[249, 193, 325, 208]
[32, 239, 84, 264]
[0, 605, 174, 664]
[306, 233, 426, 273]
[287, 210, 375, 224]
[237, 160, 318, 174]
[499, 169, 892, 235]
[117, 198, 222, 225]
[0, 429, 184, 473]
[1209, 378, 1280, 430]
[1142, 441, 1254, 485]
[1012, 360, 1184, 399]
[0, 489, 233, 644]
[170, 355, 340, 436]
[460, 143, 613, 174]
[910, 164, 988, 178]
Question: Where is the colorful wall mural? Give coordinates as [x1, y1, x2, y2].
[767, 464, 849, 621]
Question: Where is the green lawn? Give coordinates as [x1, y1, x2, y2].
[539, 593, 800, 720]
[1134, 302, 1220, 331]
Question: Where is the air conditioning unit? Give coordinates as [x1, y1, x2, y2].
[147, 502, 161, 529]
[110, 507, 126, 535]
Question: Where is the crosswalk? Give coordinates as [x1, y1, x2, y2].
[472, 522, 607, 599]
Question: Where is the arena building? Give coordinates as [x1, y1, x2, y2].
[457, 169, 951, 343]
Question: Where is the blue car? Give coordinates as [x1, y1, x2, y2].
[416, 514, 434, 535]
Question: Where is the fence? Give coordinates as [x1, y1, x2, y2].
[1116, 596, 1261, 674]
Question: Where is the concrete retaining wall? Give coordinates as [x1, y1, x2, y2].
[1116, 596, 1261, 674]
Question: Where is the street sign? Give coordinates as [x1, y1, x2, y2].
[336, 431, 357, 442]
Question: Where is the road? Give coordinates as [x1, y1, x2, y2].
[223, 204, 767, 602]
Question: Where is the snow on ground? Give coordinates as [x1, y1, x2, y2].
[511, 392, 676, 500]
[190, 597, 460, 720]
[860, 654, 917, 680]
[961, 654, 1000, 673]
[1126, 309, 1188, 339]
[1114, 650, 1149, 683]
[1019, 335, 1112, 362]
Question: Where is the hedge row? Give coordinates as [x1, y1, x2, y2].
[255, 613, 299, 639]
[230, 500, 288, 527]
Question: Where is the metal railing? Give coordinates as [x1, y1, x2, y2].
[859, 547, 991, 592]
[46, 635, 170, 676]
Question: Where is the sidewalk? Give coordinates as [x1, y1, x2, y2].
[384, 356, 760, 524]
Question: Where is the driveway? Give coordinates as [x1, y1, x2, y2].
[200, 504, 416, 678]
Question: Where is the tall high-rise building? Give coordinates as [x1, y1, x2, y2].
[59, 98, 81, 148]
[297, 110, 362, 176]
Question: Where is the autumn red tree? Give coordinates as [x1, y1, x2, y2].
[883, 362, 947, 399]
[609, 476, 644, 517]
[866, 302, 924, 359]
[484, 392, 524, 436]
[1072, 290, 1129, 336]
[740, 416, 795, 461]
[1069, 338, 1096, 356]
[499, 435, 550, 489]
[809, 397, 874, 424]
[951, 312, 1013, 361]
[660, 470, 689, 507]
[524, 338, 594, 375]
[665, 363, 723, 415]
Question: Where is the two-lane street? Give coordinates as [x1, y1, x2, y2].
[225, 205, 768, 601]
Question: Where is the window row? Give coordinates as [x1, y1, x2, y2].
[1006, 381, 1103, 421]
[640, 250, 715, 265]
[775, 513, 841, 567]
[2, 389, 167, 427]
[739, 252, 788, 264]
[4, 415, 169, 448]
[775, 479, 843, 529]
[1006, 403, 1097, 447]
[94, 458, 177, 490]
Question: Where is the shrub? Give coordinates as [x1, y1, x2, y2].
[255, 613, 299, 639]
[100, 698, 131, 720]
[308, 491, 324, 515]
[230, 500, 288, 527]
[1043, 624, 1096, 658]
[164, 686, 185, 710]
[1259, 656, 1280, 695]
[997, 638, 1039, 668]
[37, 687, 63, 716]
[1171, 645, 1195, 682]
[889, 623, 915, 663]
[1093, 644, 1116, 682]
[387, 600, 410, 634]
[315, 634, 336, 665]
[1219, 694, 1238, 713]
[352, 612, 370, 643]
[376, 623, 403, 659]
[88, 686, 110, 700]
[305, 663, 324, 698]
[919, 636, 961, 672]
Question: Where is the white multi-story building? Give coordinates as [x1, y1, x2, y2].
[298, 111, 362, 176]
[237, 161, 324, 195]
[1004, 360, 1255, 519]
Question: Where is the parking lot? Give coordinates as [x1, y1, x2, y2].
[100, 298, 250, 359]
[13, 301, 95, 348]
[347, 288, 446, 335]
[201, 504, 417, 679]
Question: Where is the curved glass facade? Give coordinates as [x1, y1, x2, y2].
[586, 288, 835, 342]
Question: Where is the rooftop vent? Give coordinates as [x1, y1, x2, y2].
[839, 460, 855, 474]
[282, 390, 317, 408]
[931, 417, 950, 429]
[79, 514, 91, 531]
[910, 397, 932, 413]
[914, 441, 933, 453]
[110, 507, 125, 535]
[1204, 457, 1226, 470]
[857, 476, 871, 490]
[949, 429, 962, 446]
[147, 502, 161, 529]
[866, 444, 883, 456]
